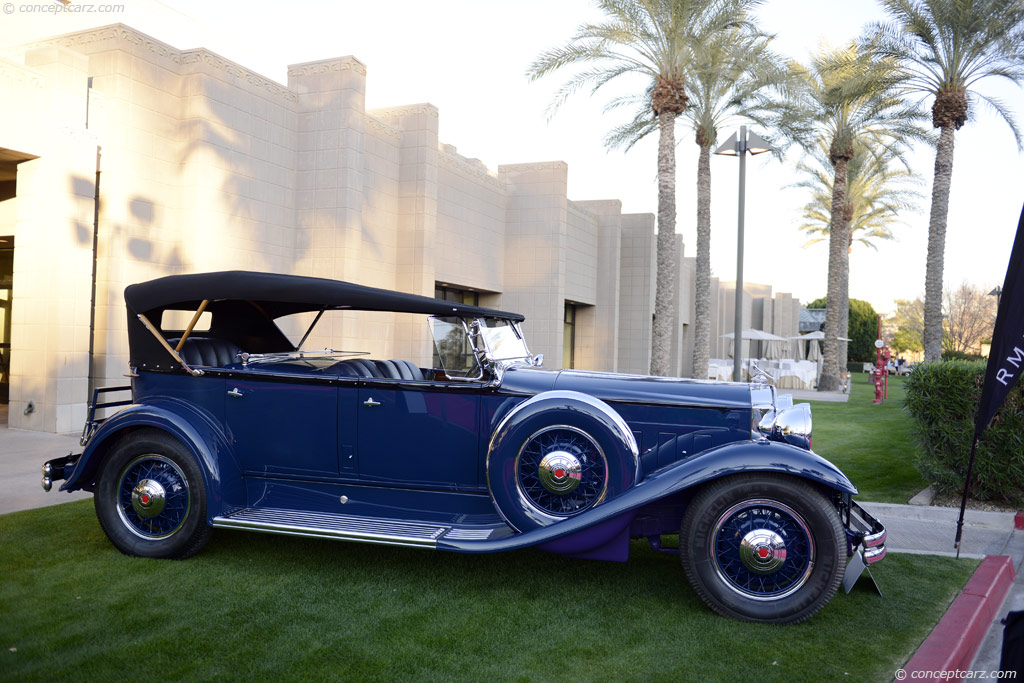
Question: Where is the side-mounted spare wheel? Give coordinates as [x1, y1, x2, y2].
[486, 391, 639, 532]
[679, 473, 845, 624]
[94, 429, 212, 559]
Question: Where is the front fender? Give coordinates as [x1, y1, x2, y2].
[650, 437, 858, 497]
[439, 438, 856, 554]
[63, 398, 244, 517]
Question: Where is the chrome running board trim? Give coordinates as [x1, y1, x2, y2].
[212, 508, 449, 548]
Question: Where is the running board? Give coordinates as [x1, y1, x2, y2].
[211, 508, 503, 549]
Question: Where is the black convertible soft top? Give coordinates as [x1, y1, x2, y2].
[124, 271, 523, 369]
[125, 270, 523, 320]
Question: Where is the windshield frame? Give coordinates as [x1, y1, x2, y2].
[428, 315, 535, 381]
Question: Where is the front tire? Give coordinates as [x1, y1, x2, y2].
[94, 430, 211, 559]
[680, 474, 844, 624]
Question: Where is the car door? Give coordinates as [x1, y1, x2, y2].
[356, 380, 481, 489]
[224, 377, 339, 477]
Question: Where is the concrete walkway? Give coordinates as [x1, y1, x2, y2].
[859, 501, 1023, 675]
[788, 387, 849, 402]
[0, 406, 91, 515]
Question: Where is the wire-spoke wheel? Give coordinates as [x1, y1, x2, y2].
[115, 454, 191, 540]
[95, 430, 211, 559]
[486, 392, 638, 532]
[516, 426, 608, 516]
[711, 499, 814, 600]
[680, 474, 844, 624]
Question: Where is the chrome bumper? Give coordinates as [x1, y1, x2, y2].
[41, 453, 79, 492]
[847, 500, 886, 565]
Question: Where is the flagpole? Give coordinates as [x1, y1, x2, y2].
[953, 434, 980, 559]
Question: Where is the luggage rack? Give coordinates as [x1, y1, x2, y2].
[80, 385, 133, 446]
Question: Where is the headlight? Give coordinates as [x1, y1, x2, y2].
[758, 402, 812, 448]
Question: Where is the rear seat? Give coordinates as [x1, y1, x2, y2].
[170, 337, 243, 367]
[335, 359, 425, 380]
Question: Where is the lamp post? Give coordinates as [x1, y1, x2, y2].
[989, 285, 1002, 309]
[714, 125, 772, 381]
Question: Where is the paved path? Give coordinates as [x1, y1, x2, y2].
[787, 387, 850, 402]
[0, 419, 91, 515]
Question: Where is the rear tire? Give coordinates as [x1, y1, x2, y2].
[679, 473, 844, 624]
[94, 430, 211, 559]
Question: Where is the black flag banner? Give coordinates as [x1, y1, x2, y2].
[955, 201, 1024, 554]
[975, 203, 1024, 435]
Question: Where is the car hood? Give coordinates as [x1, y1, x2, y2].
[499, 366, 752, 410]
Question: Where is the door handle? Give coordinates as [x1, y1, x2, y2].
[227, 388, 243, 398]
[363, 397, 380, 407]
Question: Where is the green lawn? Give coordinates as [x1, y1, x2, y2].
[806, 371, 927, 503]
[2, 499, 976, 682]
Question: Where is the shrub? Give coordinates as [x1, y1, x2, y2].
[941, 349, 984, 362]
[904, 361, 1024, 505]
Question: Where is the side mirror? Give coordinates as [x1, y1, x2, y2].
[532, 354, 544, 367]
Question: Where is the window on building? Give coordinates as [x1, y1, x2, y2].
[433, 284, 480, 370]
[563, 302, 577, 369]
[435, 284, 480, 307]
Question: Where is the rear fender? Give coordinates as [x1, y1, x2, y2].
[63, 398, 243, 518]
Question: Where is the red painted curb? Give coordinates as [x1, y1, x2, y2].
[1015, 511, 1024, 530]
[902, 555, 1015, 682]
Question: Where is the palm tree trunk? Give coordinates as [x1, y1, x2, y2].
[839, 243, 850, 373]
[819, 157, 848, 391]
[924, 125, 955, 362]
[692, 141, 712, 379]
[651, 110, 677, 376]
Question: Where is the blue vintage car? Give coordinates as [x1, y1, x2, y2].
[42, 271, 885, 624]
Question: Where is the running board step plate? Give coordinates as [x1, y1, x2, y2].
[212, 508, 500, 548]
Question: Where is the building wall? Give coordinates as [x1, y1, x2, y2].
[0, 24, 801, 432]
[572, 200, 622, 373]
[435, 144, 506, 295]
[678, 255, 695, 378]
[617, 213, 656, 375]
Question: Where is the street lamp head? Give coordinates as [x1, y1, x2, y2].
[746, 130, 773, 155]
[713, 129, 773, 156]
[714, 132, 739, 156]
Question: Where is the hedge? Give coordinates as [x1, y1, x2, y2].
[904, 361, 1024, 505]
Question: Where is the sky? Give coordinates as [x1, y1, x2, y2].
[2, 0, 1022, 315]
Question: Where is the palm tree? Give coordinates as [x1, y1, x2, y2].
[528, 0, 759, 376]
[784, 42, 925, 391]
[603, 23, 789, 379]
[793, 141, 922, 368]
[872, 0, 1024, 363]
[795, 141, 921, 253]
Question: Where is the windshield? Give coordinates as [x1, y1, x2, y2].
[429, 317, 482, 378]
[478, 318, 531, 361]
[428, 316, 532, 379]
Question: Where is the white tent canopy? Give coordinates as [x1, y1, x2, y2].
[788, 331, 852, 341]
[720, 329, 788, 341]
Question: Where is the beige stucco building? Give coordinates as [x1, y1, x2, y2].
[0, 24, 799, 433]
